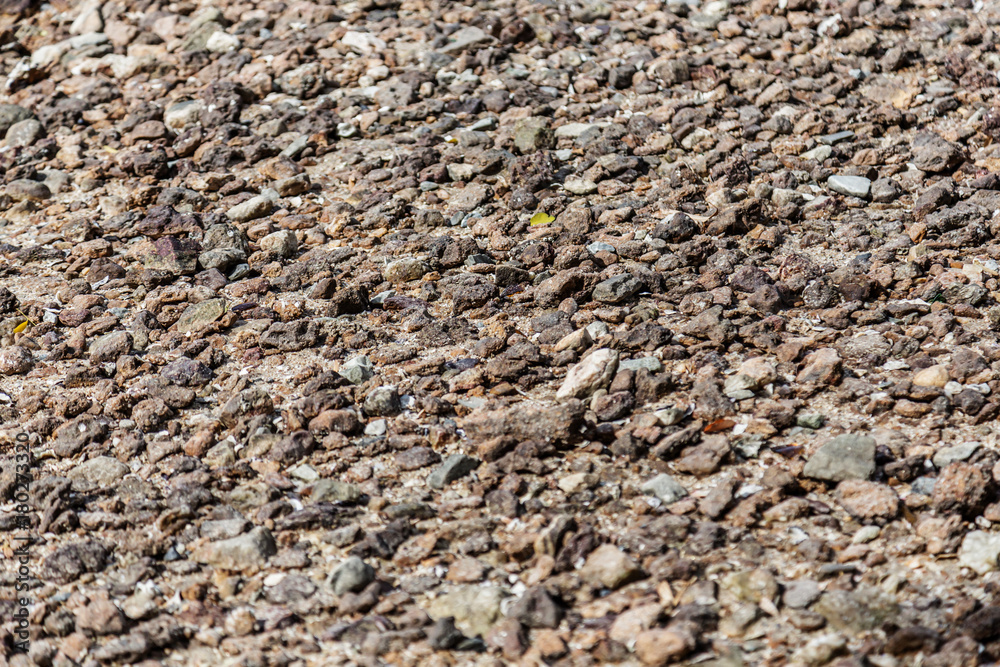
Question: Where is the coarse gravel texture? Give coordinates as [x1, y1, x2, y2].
[3, 0, 1000, 666]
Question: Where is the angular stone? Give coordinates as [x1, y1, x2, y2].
[329, 556, 375, 595]
[175, 299, 226, 333]
[428, 454, 480, 489]
[340, 355, 374, 385]
[641, 474, 688, 504]
[191, 526, 277, 572]
[428, 586, 507, 637]
[827, 175, 871, 199]
[580, 544, 643, 590]
[802, 434, 876, 482]
[556, 349, 619, 400]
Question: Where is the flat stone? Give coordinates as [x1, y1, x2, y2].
[175, 299, 226, 333]
[932, 442, 980, 469]
[641, 474, 688, 504]
[439, 26, 493, 54]
[191, 526, 277, 572]
[6, 179, 51, 202]
[428, 454, 480, 489]
[827, 175, 871, 199]
[801, 145, 832, 161]
[593, 274, 642, 303]
[619, 357, 663, 373]
[428, 585, 507, 637]
[803, 434, 876, 482]
[67, 457, 130, 491]
[311, 479, 361, 503]
[819, 131, 855, 145]
[227, 195, 273, 223]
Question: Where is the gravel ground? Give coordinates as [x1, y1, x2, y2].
[3, 0, 1000, 665]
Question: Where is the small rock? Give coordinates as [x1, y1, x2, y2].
[722, 568, 779, 603]
[803, 434, 876, 482]
[67, 457, 129, 491]
[175, 299, 226, 333]
[6, 179, 51, 202]
[593, 274, 642, 303]
[340, 355, 374, 385]
[932, 442, 980, 468]
[90, 330, 132, 363]
[784, 580, 821, 609]
[311, 479, 361, 503]
[364, 385, 401, 416]
[512, 117, 554, 153]
[206, 31, 241, 53]
[227, 195, 273, 223]
[191, 526, 277, 572]
[329, 556, 375, 595]
[0, 346, 33, 375]
[634, 628, 695, 666]
[580, 544, 643, 590]
[959, 531, 1000, 574]
[385, 257, 429, 283]
[564, 177, 599, 195]
[913, 364, 949, 388]
[259, 230, 298, 258]
[827, 175, 871, 199]
[836, 480, 899, 524]
[428, 454, 480, 489]
[428, 586, 507, 637]
[4, 118, 44, 147]
[556, 348, 619, 400]
[641, 474, 688, 504]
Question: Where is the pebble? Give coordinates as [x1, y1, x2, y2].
[4, 119, 44, 147]
[959, 532, 1000, 574]
[339, 356, 374, 385]
[191, 527, 277, 572]
[580, 544, 643, 590]
[564, 177, 598, 195]
[912, 364, 949, 388]
[556, 349, 619, 400]
[329, 556, 375, 595]
[227, 196, 273, 223]
[932, 442, 979, 469]
[827, 175, 872, 199]
[175, 299, 226, 333]
[641, 474, 688, 504]
[427, 586, 506, 637]
[427, 454, 480, 489]
[803, 434, 876, 482]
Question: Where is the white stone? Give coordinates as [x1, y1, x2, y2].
[556, 349, 619, 400]
[206, 31, 241, 53]
[959, 531, 1000, 574]
[342, 31, 387, 55]
[827, 175, 871, 198]
[164, 100, 205, 131]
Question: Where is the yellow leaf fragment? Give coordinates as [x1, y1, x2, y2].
[530, 212, 554, 226]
